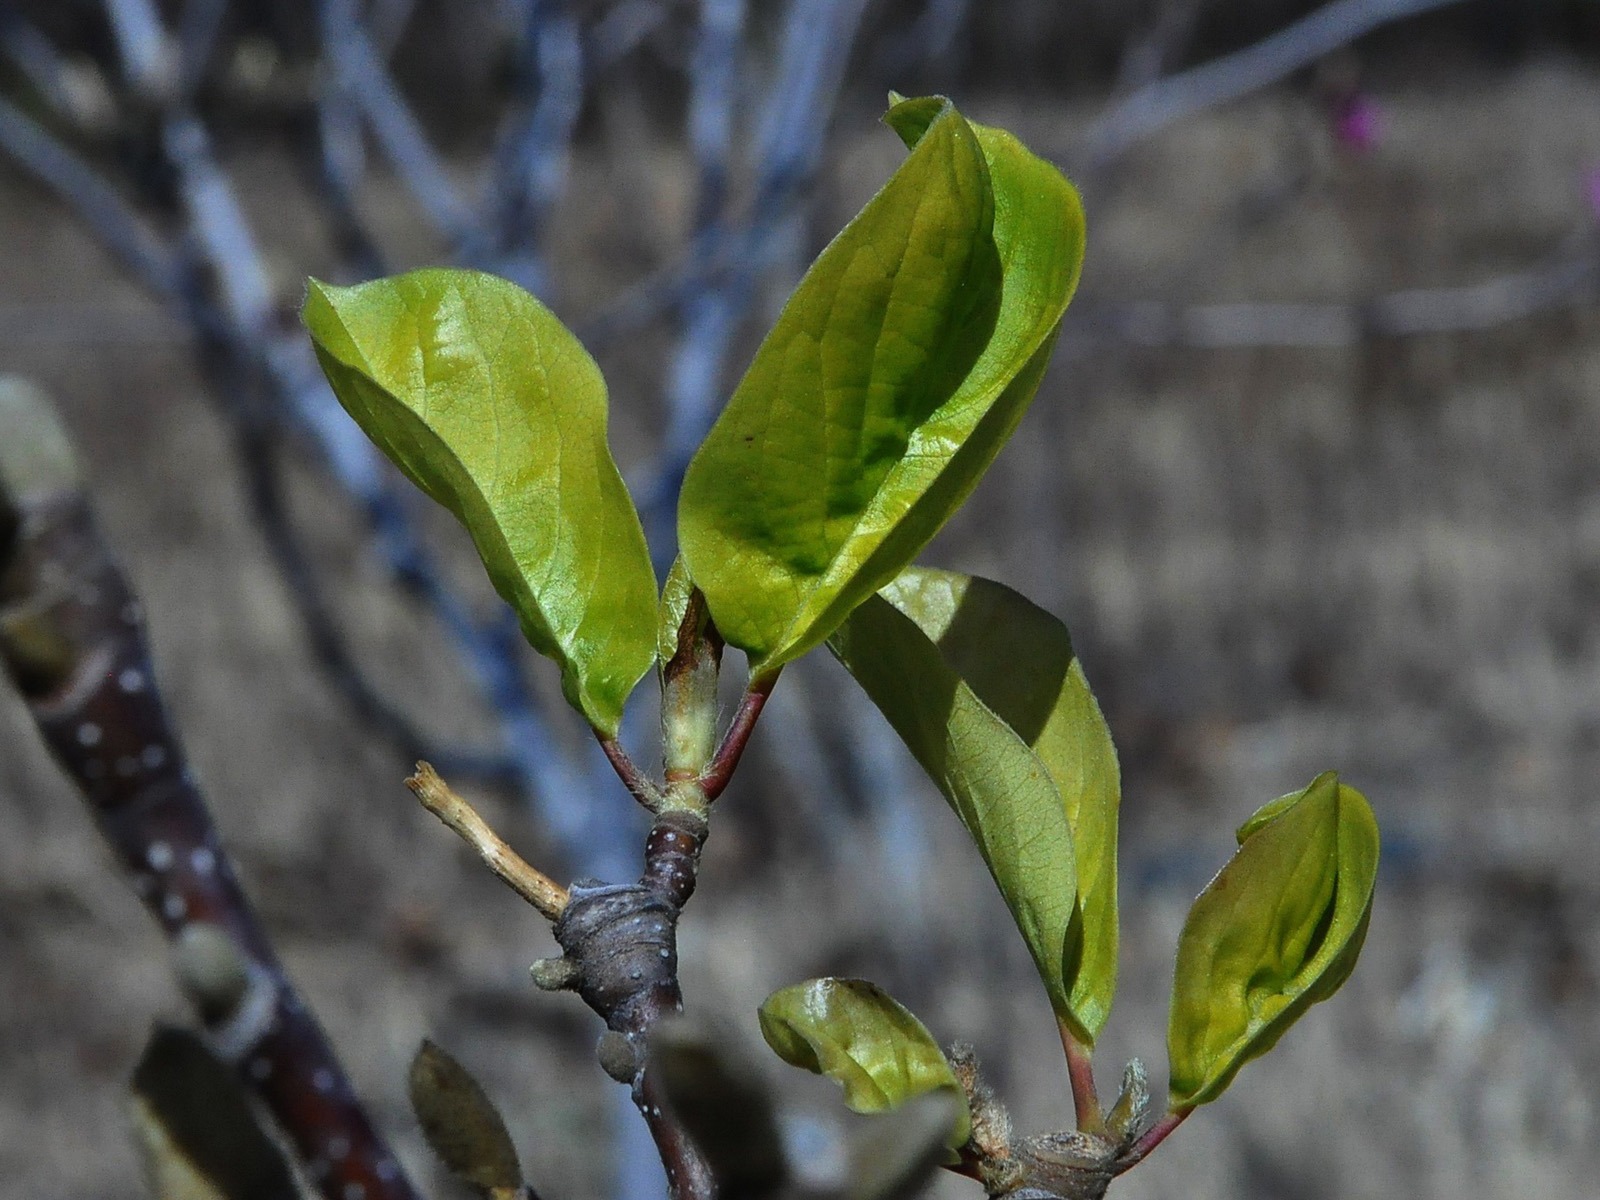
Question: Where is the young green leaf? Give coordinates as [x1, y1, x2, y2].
[759, 977, 972, 1151]
[1167, 773, 1379, 1109]
[874, 567, 1121, 1044]
[828, 589, 1088, 1043]
[303, 269, 657, 735]
[679, 96, 1084, 675]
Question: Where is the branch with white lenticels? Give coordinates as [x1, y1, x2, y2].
[0, 379, 422, 1200]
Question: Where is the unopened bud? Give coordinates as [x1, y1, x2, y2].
[529, 955, 581, 991]
[596, 1031, 638, 1084]
[172, 924, 249, 1021]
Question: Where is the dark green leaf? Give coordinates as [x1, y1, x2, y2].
[758, 978, 970, 1151]
[303, 269, 656, 735]
[870, 568, 1120, 1043]
[679, 97, 1084, 674]
[828, 590, 1081, 1042]
[408, 1039, 524, 1195]
[1167, 773, 1379, 1108]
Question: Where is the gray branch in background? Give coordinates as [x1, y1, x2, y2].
[586, 0, 670, 71]
[84, 0, 620, 840]
[1080, 243, 1600, 348]
[366, 0, 420, 58]
[642, 0, 872, 566]
[175, 0, 229, 99]
[317, 0, 476, 246]
[476, 0, 585, 295]
[0, 8, 82, 117]
[1079, 0, 1468, 165]
[0, 95, 184, 302]
[103, 0, 171, 97]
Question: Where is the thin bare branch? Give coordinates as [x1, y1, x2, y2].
[316, 0, 475, 244]
[0, 96, 182, 300]
[408, 762, 570, 921]
[1081, 0, 1467, 165]
[1077, 243, 1600, 348]
[0, 433, 423, 1200]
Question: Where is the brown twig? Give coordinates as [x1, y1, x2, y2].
[407, 762, 569, 922]
[536, 807, 714, 1200]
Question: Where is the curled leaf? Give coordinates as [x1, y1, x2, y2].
[303, 269, 657, 735]
[1167, 773, 1379, 1108]
[758, 978, 970, 1152]
[830, 575, 1106, 1042]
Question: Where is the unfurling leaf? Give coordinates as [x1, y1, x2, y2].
[129, 1026, 298, 1200]
[408, 1039, 524, 1196]
[656, 556, 698, 667]
[679, 95, 1084, 675]
[303, 269, 657, 735]
[1167, 773, 1379, 1108]
[758, 978, 971, 1152]
[868, 568, 1120, 1044]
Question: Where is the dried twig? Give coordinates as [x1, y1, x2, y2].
[407, 761, 570, 920]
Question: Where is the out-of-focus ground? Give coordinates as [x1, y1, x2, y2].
[2, 40, 1600, 1200]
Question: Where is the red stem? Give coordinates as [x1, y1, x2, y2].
[1116, 1109, 1191, 1174]
[597, 732, 661, 810]
[1059, 1020, 1104, 1133]
[697, 669, 778, 801]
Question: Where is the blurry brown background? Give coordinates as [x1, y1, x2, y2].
[2, 2, 1599, 1198]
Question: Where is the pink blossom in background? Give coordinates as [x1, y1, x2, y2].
[1334, 94, 1383, 154]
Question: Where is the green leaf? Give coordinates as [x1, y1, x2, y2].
[1167, 773, 1379, 1109]
[873, 568, 1120, 1043]
[828, 589, 1085, 1042]
[408, 1039, 524, 1196]
[303, 268, 657, 735]
[759, 977, 971, 1152]
[679, 96, 1084, 674]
